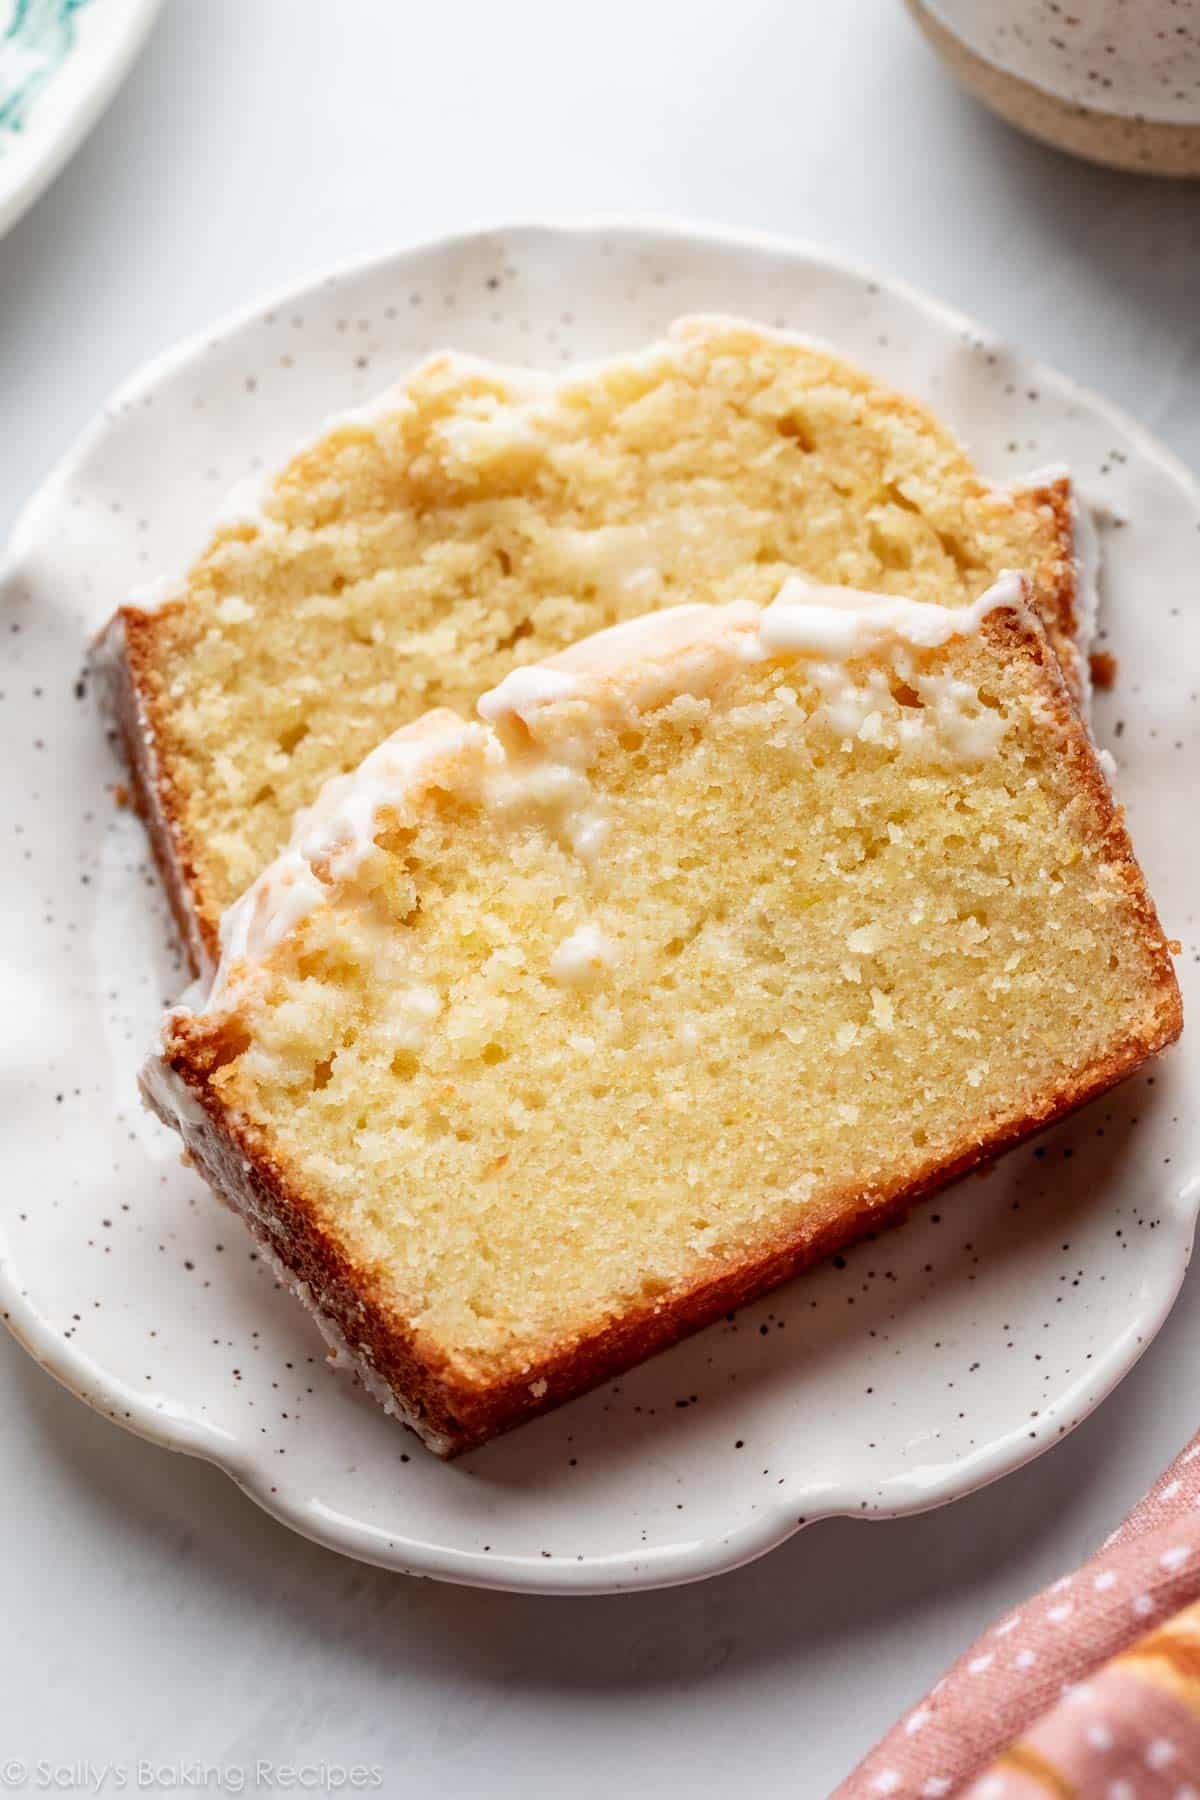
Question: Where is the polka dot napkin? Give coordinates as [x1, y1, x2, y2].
[838, 1433, 1200, 1798]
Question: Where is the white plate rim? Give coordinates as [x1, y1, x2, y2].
[3, 212, 1197, 1595]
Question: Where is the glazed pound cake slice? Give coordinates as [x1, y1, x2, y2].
[143, 575, 1180, 1457]
[100, 314, 1091, 972]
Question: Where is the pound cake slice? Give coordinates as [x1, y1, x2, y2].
[143, 575, 1181, 1457]
[99, 315, 1091, 972]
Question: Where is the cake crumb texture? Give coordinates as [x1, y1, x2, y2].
[154, 599, 1181, 1454]
[111, 315, 1081, 963]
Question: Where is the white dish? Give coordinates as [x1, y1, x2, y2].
[0, 0, 158, 240]
[2, 217, 1197, 1595]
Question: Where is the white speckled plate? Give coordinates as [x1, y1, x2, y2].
[0, 0, 160, 241]
[2, 218, 1198, 1595]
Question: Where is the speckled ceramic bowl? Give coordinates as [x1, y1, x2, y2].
[907, 0, 1200, 176]
[2, 218, 1198, 1593]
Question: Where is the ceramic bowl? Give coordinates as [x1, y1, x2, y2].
[907, 0, 1200, 176]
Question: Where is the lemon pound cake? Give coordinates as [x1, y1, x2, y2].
[142, 575, 1181, 1457]
[99, 315, 1091, 972]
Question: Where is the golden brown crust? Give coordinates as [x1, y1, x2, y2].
[94, 607, 220, 975]
[1010, 474, 1086, 703]
[980, 608, 1180, 1053]
[1091, 650, 1118, 690]
[149, 606, 1182, 1458]
[151, 989, 1179, 1458]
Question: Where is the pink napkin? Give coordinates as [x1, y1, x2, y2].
[837, 1432, 1200, 1798]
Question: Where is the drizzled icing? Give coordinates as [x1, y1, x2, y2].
[198, 574, 1028, 1012]
[550, 924, 617, 989]
[476, 666, 581, 732]
[477, 575, 1025, 734]
[210, 710, 485, 1007]
[758, 572, 1023, 656]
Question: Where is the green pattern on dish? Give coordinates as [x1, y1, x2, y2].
[0, 0, 93, 143]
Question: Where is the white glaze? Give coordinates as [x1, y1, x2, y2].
[139, 1035, 210, 1129]
[198, 576, 1027, 1011]
[477, 578, 1023, 739]
[758, 572, 1023, 656]
[436, 402, 546, 467]
[210, 710, 485, 1005]
[477, 666, 581, 730]
[292, 712, 486, 880]
[377, 985, 444, 1052]
[914, 671, 1008, 763]
[550, 923, 617, 988]
[124, 572, 183, 611]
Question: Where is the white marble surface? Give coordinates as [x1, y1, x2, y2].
[1, 2, 1198, 1794]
